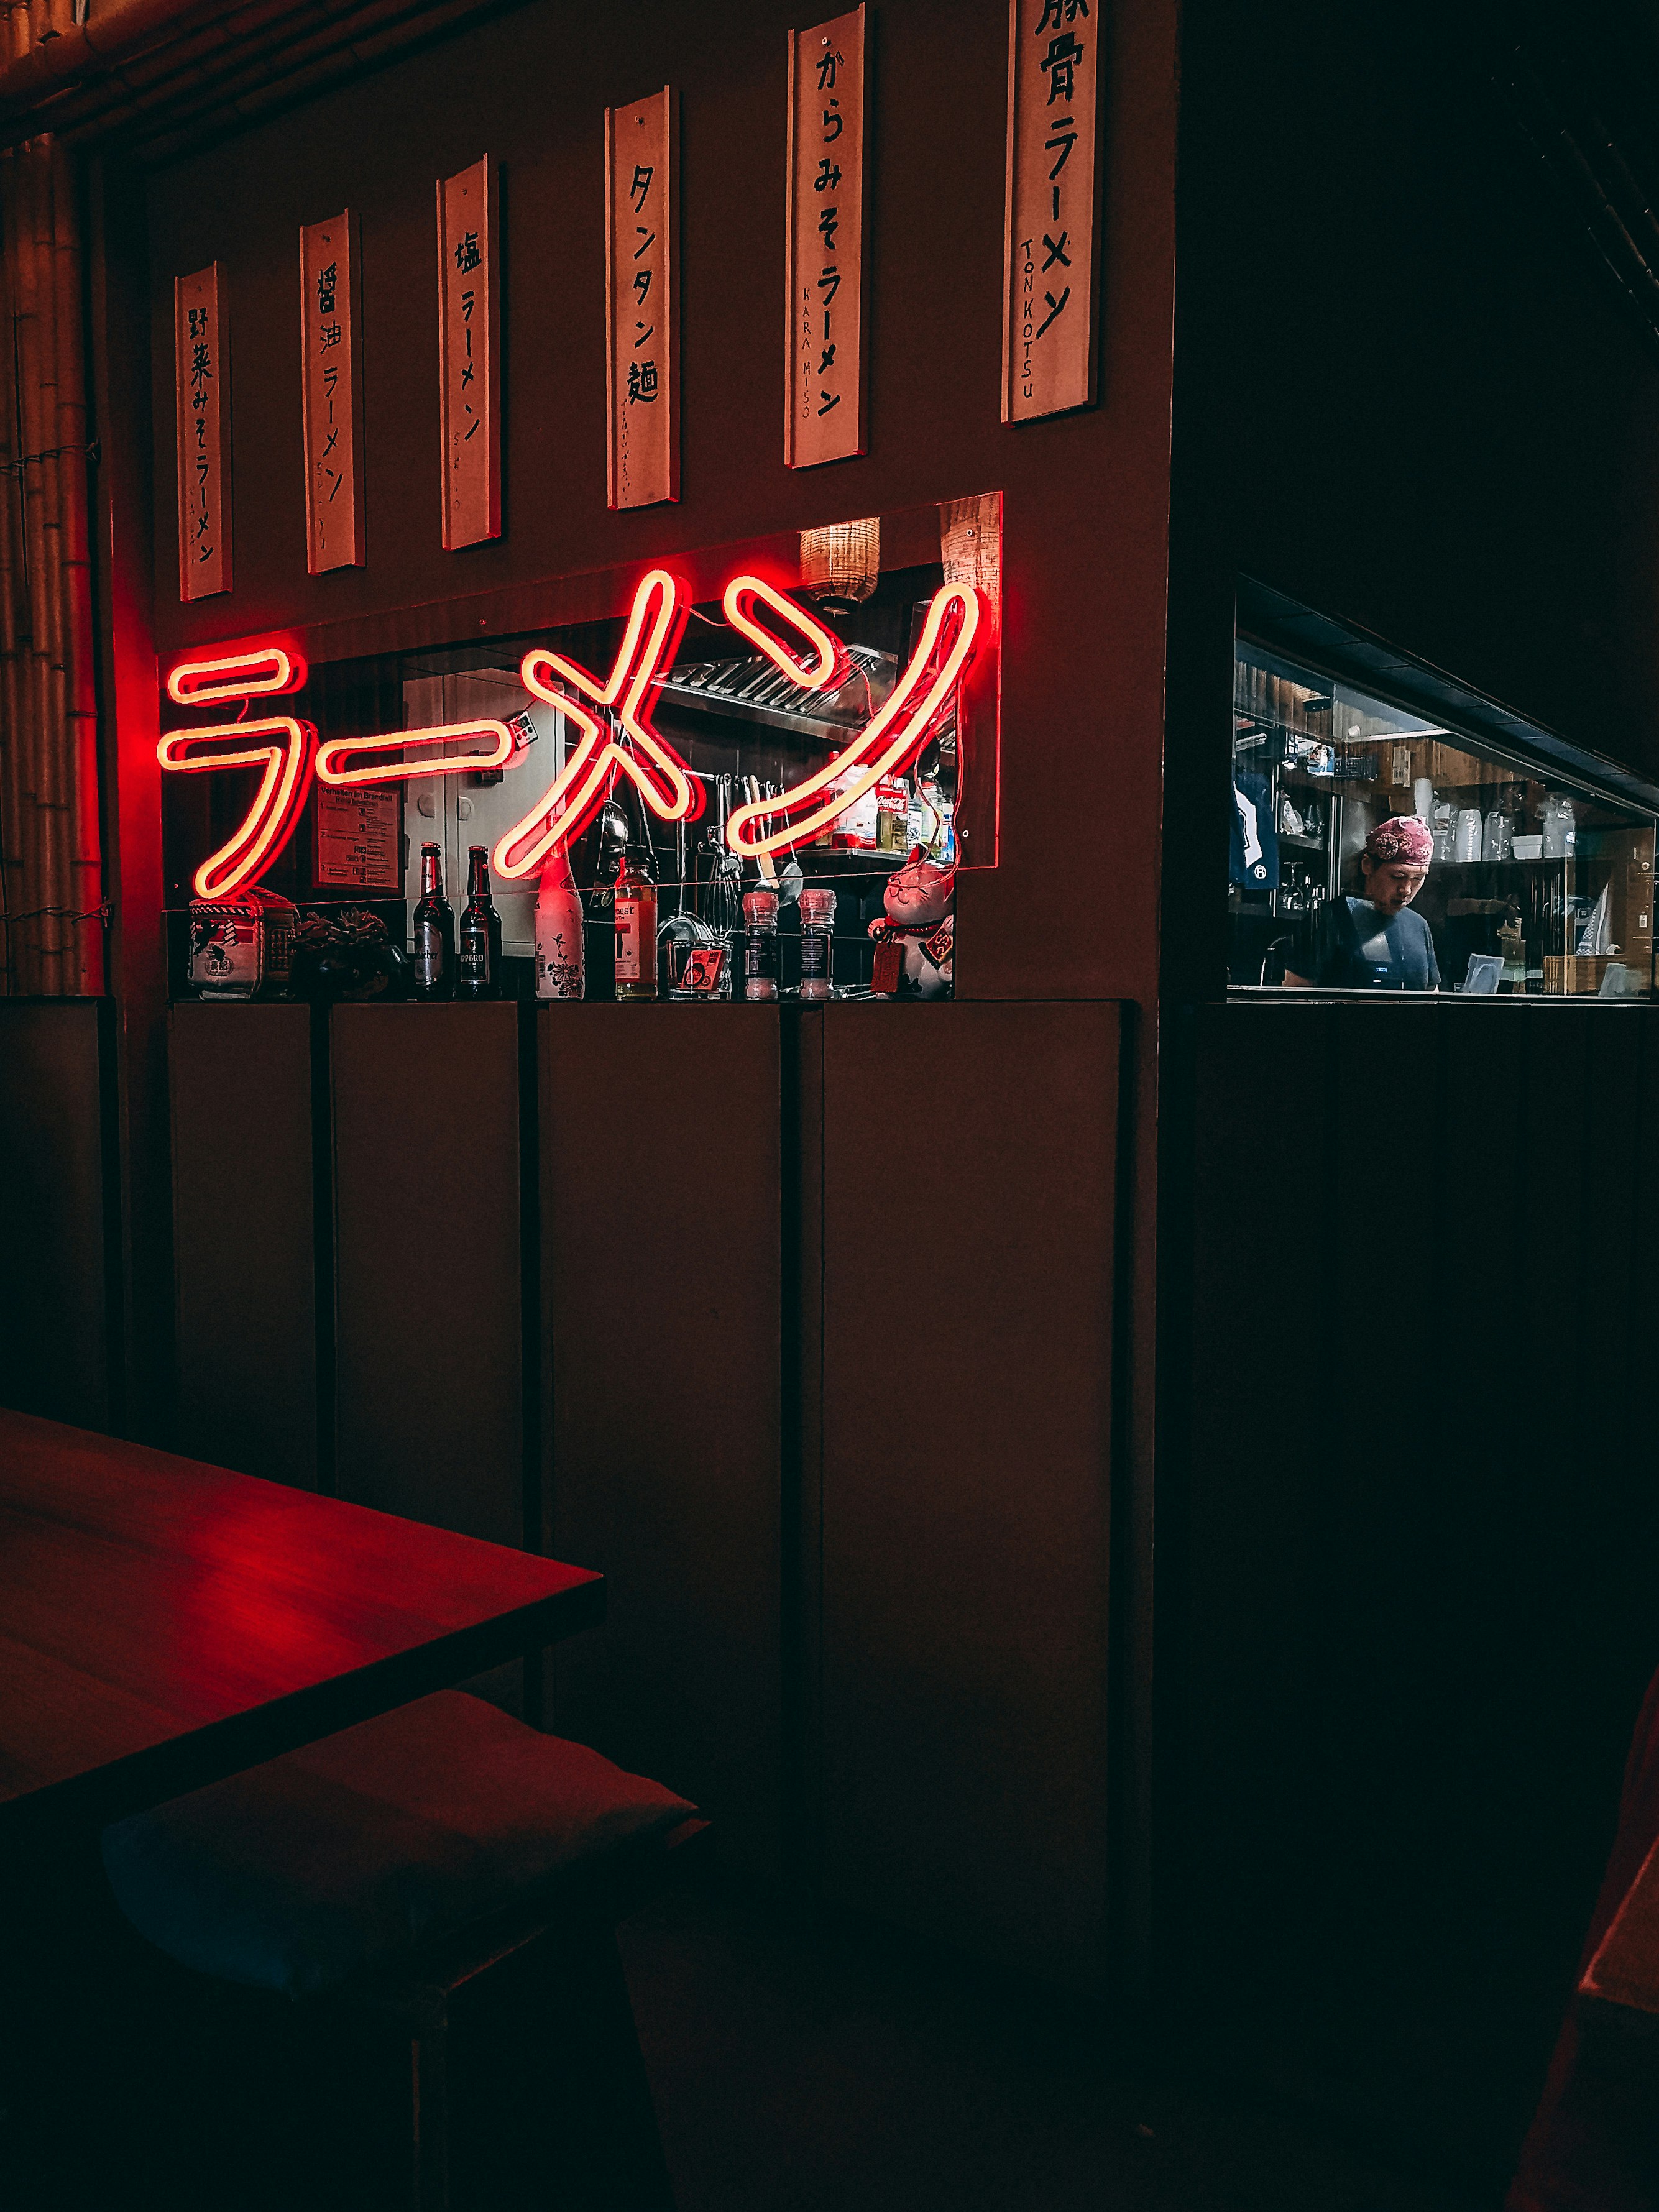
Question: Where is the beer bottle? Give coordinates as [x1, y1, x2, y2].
[457, 844, 502, 999]
[614, 843, 658, 1001]
[411, 842, 455, 1000]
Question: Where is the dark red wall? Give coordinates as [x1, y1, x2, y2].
[144, 0, 1180, 1005]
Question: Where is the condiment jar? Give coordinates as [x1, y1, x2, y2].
[743, 888, 779, 1001]
[798, 885, 837, 1001]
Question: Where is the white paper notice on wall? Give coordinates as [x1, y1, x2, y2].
[175, 264, 231, 600]
[436, 155, 501, 549]
[1002, 0, 1102, 424]
[314, 784, 401, 891]
[785, 7, 868, 468]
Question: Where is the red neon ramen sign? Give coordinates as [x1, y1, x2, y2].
[160, 572, 981, 894]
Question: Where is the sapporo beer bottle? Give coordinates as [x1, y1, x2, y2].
[614, 843, 658, 1002]
[411, 842, 455, 1001]
[457, 844, 503, 1000]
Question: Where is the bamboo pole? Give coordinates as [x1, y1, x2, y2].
[0, 133, 101, 996]
[48, 132, 98, 990]
[11, 134, 48, 996]
[32, 131, 71, 995]
[0, 149, 26, 994]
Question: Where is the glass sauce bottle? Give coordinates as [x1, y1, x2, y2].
[614, 844, 658, 1001]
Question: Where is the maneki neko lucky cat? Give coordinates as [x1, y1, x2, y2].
[869, 847, 954, 999]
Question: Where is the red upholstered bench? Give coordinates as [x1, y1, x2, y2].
[101, 1691, 701, 2211]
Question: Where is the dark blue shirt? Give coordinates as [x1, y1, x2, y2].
[1294, 897, 1441, 990]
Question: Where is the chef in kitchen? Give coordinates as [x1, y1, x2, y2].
[1283, 814, 1441, 991]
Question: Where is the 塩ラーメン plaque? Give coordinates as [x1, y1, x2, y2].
[436, 155, 501, 549]
[606, 89, 678, 509]
[175, 264, 231, 600]
[784, 7, 867, 469]
[1002, 0, 1101, 423]
[300, 212, 365, 571]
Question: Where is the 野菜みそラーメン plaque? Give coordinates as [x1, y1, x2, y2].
[606, 88, 678, 509]
[175, 264, 231, 600]
[300, 212, 365, 572]
[785, 7, 867, 468]
[1002, 0, 1101, 423]
[436, 155, 501, 549]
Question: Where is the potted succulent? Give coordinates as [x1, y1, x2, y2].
[290, 907, 408, 1003]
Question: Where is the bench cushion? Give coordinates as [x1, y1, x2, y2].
[101, 1691, 694, 1999]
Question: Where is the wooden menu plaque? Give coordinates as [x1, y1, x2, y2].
[784, 6, 867, 469]
[174, 264, 231, 600]
[436, 155, 501, 549]
[1001, 0, 1102, 423]
[605, 88, 678, 509]
[300, 211, 365, 572]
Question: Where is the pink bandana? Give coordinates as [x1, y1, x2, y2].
[1365, 814, 1434, 868]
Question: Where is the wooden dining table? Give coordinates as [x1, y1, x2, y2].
[0, 1407, 605, 1840]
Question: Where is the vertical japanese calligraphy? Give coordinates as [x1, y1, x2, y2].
[784, 7, 868, 469]
[436, 155, 502, 549]
[605, 88, 678, 510]
[174, 265, 231, 601]
[300, 212, 365, 573]
[1002, 0, 1101, 423]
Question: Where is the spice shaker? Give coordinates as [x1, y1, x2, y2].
[798, 885, 836, 1001]
[742, 888, 779, 1001]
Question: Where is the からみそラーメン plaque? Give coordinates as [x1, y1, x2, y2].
[785, 7, 867, 468]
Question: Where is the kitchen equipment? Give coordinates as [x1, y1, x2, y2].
[1454, 808, 1483, 863]
[1541, 792, 1577, 858]
[702, 777, 743, 939]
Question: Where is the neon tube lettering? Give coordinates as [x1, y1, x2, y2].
[720, 575, 847, 691]
[166, 646, 306, 705]
[725, 584, 980, 858]
[493, 567, 696, 881]
[316, 721, 515, 786]
[159, 569, 990, 890]
[157, 717, 314, 898]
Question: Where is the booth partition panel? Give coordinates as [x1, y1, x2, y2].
[0, 1001, 113, 1430]
[539, 1003, 784, 1876]
[169, 1002, 318, 1487]
[330, 1002, 525, 1550]
[814, 1000, 1119, 1988]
